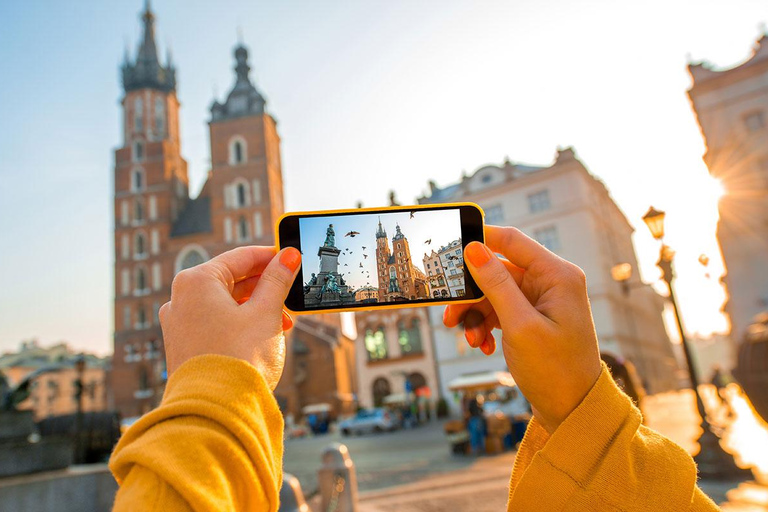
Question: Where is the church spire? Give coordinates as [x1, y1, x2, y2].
[121, 1, 176, 93]
[210, 42, 267, 121]
[376, 217, 387, 239]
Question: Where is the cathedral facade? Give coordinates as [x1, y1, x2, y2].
[113, 3, 284, 418]
[374, 221, 428, 303]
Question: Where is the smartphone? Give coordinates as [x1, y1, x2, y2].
[276, 202, 485, 314]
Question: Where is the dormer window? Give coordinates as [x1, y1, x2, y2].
[229, 137, 247, 165]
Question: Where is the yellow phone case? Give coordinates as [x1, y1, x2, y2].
[275, 202, 485, 315]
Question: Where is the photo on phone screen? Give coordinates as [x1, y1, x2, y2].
[279, 204, 484, 312]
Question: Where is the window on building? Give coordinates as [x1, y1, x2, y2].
[485, 204, 504, 224]
[137, 306, 147, 327]
[134, 199, 144, 222]
[132, 169, 145, 192]
[134, 97, 143, 132]
[229, 137, 247, 165]
[136, 267, 147, 292]
[180, 249, 206, 271]
[123, 305, 131, 329]
[149, 196, 157, 220]
[138, 366, 149, 391]
[441, 289, 448, 297]
[398, 318, 423, 355]
[236, 182, 248, 208]
[745, 111, 765, 133]
[534, 226, 561, 252]
[527, 190, 551, 214]
[482, 174, 493, 183]
[135, 232, 146, 257]
[364, 327, 388, 360]
[456, 289, 465, 297]
[253, 212, 263, 238]
[133, 141, 144, 162]
[155, 97, 165, 135]
[426, 263, 430, 269]
[238, 216, 249, 241]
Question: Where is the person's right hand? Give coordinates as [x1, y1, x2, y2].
[444, 226, 602, 434]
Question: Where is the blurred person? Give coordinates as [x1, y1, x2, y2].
[109, 227, 720, 511]
[466, 395, 486, 454]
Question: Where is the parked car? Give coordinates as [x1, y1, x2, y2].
[339, 408, 397, 436]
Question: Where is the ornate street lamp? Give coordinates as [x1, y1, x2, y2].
[641, 207, 745, 478]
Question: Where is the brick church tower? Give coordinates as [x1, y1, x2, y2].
[112, 2, 284, 419]
[375, 221, 428, 303]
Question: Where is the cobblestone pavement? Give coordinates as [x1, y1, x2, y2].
[288, 388, 768, 510]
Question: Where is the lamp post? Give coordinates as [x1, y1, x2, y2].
[641, 207, 745, 478]
[74, 354, 86, 465]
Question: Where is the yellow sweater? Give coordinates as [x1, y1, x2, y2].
[110, 356, 720, 511]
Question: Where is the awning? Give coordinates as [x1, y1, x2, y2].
[302, 403, 332, 414]
[448, 371, 516, 392]
[383, 393, 409, 405]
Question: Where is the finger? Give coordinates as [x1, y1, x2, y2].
[480, 331, 496, 355]
[197, 246, 277, 294]
[485, 225, 557, 270]
[249, 247, 302, 316]
[463, 309, 487, 348]
[282, 310, 294, 331]
[233, 275, 261, 304]
[464, 241, 538, 327]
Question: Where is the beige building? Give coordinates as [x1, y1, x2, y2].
[354, 308, 438, 409]
[422, 251, 450, 298]
[419, 148, 680, 407]
[0, 340, 110, 421]
[354, 286, 379, 302]
[687, 34, 768, 346]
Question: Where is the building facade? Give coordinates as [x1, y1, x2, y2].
[354, 308, 438, 410]
[419, 148, 679, 412]
[0, 341, 110, 421]
[423, 239, 465, 298]
[687, 34, 768, 346]
[111, 4, 347, 419]
[375, 221, 429, 302]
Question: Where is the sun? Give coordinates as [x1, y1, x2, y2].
[704, 175, 726, 204]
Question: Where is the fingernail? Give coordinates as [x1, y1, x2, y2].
[279, 248, 301, 272]
[465, 242, 492, 268]
[282, 310, 293, 331]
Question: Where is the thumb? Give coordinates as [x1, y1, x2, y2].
[464, 242, 535, 326]
[250, 247, 301, 316]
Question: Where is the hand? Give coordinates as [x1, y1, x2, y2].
[444, 226, 602, 433]
[159, 246, 301, 390]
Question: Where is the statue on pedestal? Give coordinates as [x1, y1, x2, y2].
[323, 224, 336, 248]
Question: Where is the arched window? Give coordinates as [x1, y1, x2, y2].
[135, 232, 146, 257]
[181, 250, 205, 270]
[364, 327, 388, 361]
[132, 169, 145, 192]
[398, 318, 423, 354]
[389, 267, 396, 280]
[136, 267, 147, 292]
[408, 372, 427, 392]
[372, 377, 391, 407]
[229, 137, 247, 165]
[134, 199, 144, 222]
[236, 182, 247, 208]
[238, 216, 249, 241]
[441, 289, 448, 297]
[432, 290, 439, 297]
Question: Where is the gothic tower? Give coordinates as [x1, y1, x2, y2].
[207, 44, 284, 251]
[375, 219, 392, 301]
[113, 0, 186, 417]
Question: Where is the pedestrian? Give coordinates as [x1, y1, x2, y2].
[466, 395, 485, 454]
[109, 227, 720, 511]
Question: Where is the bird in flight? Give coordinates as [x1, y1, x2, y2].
[410, 211, 415, 219]
[425, 239, 432, 244]
[359, 263, 364, 268]
[447, 255, 459, 261]
[362, 246, 366, 250]
[345, 231, 360, 237]
[344, 263, 348, 266]
[363, 254, 368, 259]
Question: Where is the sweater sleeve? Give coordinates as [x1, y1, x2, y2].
[109, 355, 284, 512]
[507, 365, 721, 512]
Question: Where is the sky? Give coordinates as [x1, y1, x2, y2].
[0, 0, 765, 355]
[299, 209, 462, 291]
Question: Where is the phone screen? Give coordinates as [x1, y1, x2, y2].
[279, 204, 484, 312]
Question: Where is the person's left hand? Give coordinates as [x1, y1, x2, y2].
[159, 246, 301, 389]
